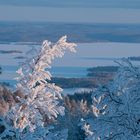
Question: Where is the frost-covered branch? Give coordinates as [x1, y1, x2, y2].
[85, 59, 140, 140]
[7, 36, 77, 132]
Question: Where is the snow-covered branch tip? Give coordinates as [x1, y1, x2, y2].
[7, 36, 77, 132]
[84, 59, 140, 140]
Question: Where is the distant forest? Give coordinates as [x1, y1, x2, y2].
[0, 22, 140, 43]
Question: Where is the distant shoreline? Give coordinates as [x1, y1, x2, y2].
[0, 22, 140, 43]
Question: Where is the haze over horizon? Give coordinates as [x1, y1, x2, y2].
[0, 0, 140, 9]
[0, 0, 140, 24]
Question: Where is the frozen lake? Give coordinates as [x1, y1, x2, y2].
[0, 42, 140, 86]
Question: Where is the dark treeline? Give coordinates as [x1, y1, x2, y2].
[0, 67, 1, 74]
[87, 66, 118, 77]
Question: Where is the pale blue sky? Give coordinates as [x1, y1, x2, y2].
[0, 0, 140, 9]
[0, 0, 140, 23]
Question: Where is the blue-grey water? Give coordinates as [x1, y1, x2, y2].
[0, 65, 88, 88]
[0, 42, 140, 88]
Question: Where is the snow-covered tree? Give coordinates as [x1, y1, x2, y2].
[6, 36, 76, 135]
[83, 59, 140, 140]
